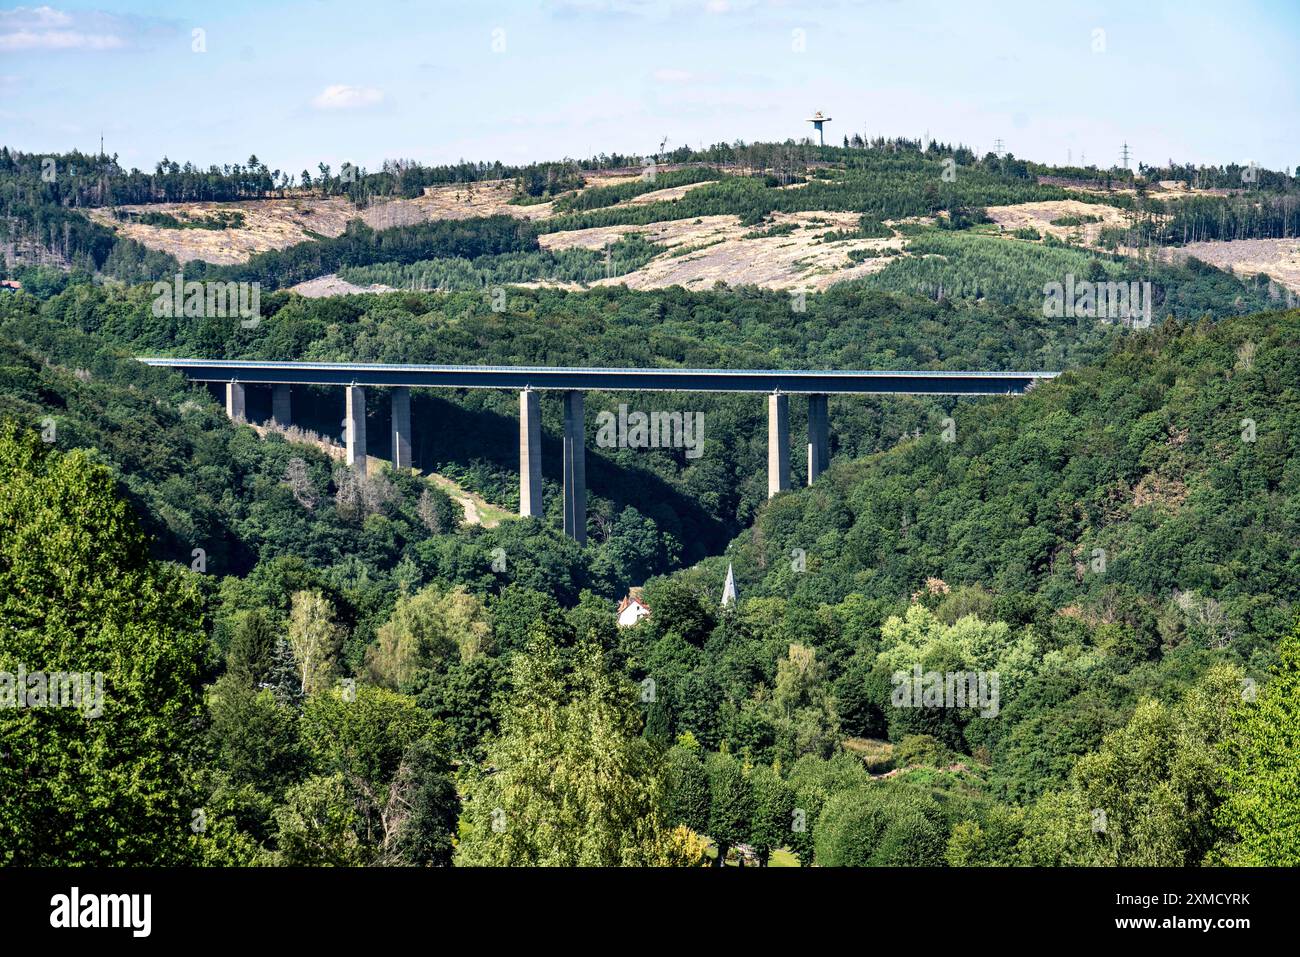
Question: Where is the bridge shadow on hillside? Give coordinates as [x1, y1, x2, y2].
[234, 384, 730, 564]
[410, 393, 731, 565]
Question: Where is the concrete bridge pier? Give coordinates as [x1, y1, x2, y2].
[768, 392, 790, 497]
[271, 384, 291, 427]
[807, 393, 829, 484]
[391, 387, 412, 471]
[562, 390, 586, 544]
[520, 389, 543, 517]
[345, 385, 367, 472]
[225, 381, 246, 421]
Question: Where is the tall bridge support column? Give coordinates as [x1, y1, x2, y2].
[562, 390, 586, 544]
[519, 389, 542, 517]
[225, 382, 246, 421]
[271, 384, 292, 427]
[391, 387, 412, 471]
[768, 392, 790, 497]
[807, 393, 829, 484]
[345, 385, 367, 472]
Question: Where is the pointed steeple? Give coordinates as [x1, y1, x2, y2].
[721, 562, 737, 607]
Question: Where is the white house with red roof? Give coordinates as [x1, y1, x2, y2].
[616, 588, 651, 628]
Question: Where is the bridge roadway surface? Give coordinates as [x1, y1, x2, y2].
[136, 359, 1060, 395]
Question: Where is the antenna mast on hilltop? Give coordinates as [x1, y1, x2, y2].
[1120, 142, 1131, 170]
[993, 137, 1005, 158]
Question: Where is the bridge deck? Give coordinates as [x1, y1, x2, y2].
[137, 359, 1059, 395]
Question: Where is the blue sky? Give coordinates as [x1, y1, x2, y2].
[2, 0, 1296, 177]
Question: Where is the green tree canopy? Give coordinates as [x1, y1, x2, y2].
[1216, 627, 1300, 865]
[0, 424, 207, 865]
[456, 626, 681, 866]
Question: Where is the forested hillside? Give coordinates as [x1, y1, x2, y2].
[5, 304, 1298, 866]
[9, 140, 1297, 296]
[8, 240, 1274, 579]
[3, 131, 1298, 869]
[647, 309, 1300, 861]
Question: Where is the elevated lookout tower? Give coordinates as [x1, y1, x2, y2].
[806, 111, 832, 146]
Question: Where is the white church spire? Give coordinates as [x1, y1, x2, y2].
[721, 563, 737, 607]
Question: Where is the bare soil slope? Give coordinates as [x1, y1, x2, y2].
[984, 199, 1128, 245]
[92, 168, 1286, 295]
[1166, 238, 1300, 294]
[542, 210, 903, 291]
[86, 179, 551, 265]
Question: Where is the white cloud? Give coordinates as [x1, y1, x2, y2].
[0, 29, 122, 50]
[0, 5, 71, 27]
[0, 5, 128, 51]
[311, 84, 385, 111]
